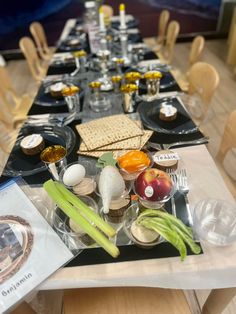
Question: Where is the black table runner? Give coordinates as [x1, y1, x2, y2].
[66, 192, 202, 267]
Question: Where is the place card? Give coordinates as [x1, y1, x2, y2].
[0, 179, 73, 312]
[153, 152, 180, 163]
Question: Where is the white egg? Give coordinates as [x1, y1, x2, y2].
[63, 164, 86, 187]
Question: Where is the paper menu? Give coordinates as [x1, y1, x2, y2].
[0, 180, 73, 313]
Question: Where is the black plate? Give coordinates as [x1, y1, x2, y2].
[138, 97, 198, 134]
[34, 78, 82, 107]
[58, 35, 87, 52]
[3, 124, 76, 177]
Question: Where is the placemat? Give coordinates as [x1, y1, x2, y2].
[66, 192, 203, 267]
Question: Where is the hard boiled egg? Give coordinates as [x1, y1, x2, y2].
[63, 164, 86, 187]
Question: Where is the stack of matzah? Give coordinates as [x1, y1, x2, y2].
[76, 114, 153, 158]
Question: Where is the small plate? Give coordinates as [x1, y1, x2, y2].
[0, 215, 33, 284]
[3, 124, 76, 177]
[138, 97, 198, 135]
[58, 35, 87, 52]
[34, 78, 82, 107]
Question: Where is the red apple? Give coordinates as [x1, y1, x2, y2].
[134, 168, 173, 201]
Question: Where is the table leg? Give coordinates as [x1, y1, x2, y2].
[10, 301, 36, 314]
[202, 288, 236, 314]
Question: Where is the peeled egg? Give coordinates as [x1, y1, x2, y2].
[63, 164, 86, 187]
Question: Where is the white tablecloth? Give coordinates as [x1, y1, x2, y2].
[39, 145, 236, 291]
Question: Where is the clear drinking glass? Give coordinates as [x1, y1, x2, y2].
[88, 81, 111, 112]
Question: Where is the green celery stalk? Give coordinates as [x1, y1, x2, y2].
[44, 180, 119, 258]
[54, 181, 116, 238]
[140, 219, 187, 261]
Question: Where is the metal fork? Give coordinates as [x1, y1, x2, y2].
[178, 169, 189, 193]
[147, 136, 209, 151]
[177, 169, 193, 226]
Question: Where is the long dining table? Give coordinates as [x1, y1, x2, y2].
[1, 15, 236, 314]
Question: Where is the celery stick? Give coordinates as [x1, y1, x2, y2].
[140, 219, 187, 261]
[44, 180, 119, 258]
[54, 181, 116, 238]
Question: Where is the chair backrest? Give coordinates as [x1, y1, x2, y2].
[157, 10, 170, 45]
[0, 66, 19, 102]
[164, 20, 180, 63]
[216, 110, 236, 162]
[188, 62, 219, 107]
[101, 5, 113, 18]
[19, 37, 45, 81]
[30, 22, 50, 60]
[189, 35, 205, 66]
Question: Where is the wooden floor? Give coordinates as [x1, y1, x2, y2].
[1, 39, 236, 313]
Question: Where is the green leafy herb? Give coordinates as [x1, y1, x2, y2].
[96, 152, 117, 168]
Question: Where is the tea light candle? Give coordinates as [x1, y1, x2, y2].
[99, 6, 105, 32]
[119, 3, 126, 29]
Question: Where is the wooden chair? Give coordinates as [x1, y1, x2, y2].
[187, 61, 219, 119]
[19, 37, 47, 82]
[156, 10, 170, 47]
[30, 22, 54, 61]
[63, 287, 191, 314]
[216, 110, 236, 163]
[189, 35, 205, 67]
[157, 21, 180, 64]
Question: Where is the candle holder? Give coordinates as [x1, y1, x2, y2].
[111, 75, 122, 93]
[62, 85, 81, 119]
[71, 50, 87, 76]
[96, 49, 113, 91]
[120, 83, 138, 113]
[143, 71, 162, 101]
[128, 43, 147, 65]
[112, 58, 125, 76]
[89, 81, 111, 112]
[119, 31, 130, 65]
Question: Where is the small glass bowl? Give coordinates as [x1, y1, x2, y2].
[117, 150, 154, 181]
[59, 160, 96, 192]
[133, 172, 176, 209]
[52, 195, 99, 249]
[123, 203, 164, 248]
[193, 198, 236, 246]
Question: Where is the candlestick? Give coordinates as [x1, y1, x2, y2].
[119, 3, 126, 30]
[99, 6, 105, 32]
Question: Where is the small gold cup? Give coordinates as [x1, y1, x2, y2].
[144, 71, 162, 99]
[120, 83, 138, 113]
[40, 145, 67, 180]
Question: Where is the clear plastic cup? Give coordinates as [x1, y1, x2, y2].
[193, 198, 236, 246]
